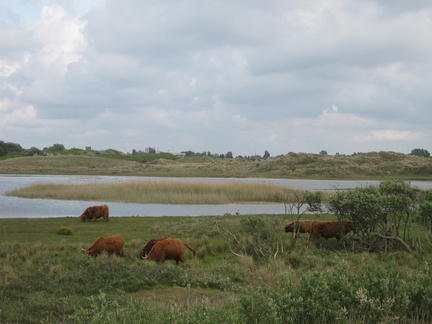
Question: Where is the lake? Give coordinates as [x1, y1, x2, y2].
[1, 175, 432, 218]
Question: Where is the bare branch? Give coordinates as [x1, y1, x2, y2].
[214, 222, 245, 257]
[375, 234, 412, 252]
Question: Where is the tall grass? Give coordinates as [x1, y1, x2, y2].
[6, 181, 295, 204]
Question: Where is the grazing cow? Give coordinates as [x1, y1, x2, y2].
[284, 220, 320, 237]
[83, 234, 125, 257]
[140, 238, 167, 259]
[309, 220, 355, 243]
[80, 205, 109, 222]
[143, 238, 197, 264]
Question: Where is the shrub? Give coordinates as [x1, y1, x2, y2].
[238, 263, 432, 323]
[56, 226, 73, 235]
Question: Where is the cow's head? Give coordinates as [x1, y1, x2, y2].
[284, 222, 294, 232]
[79, 214, 86, 222]
[140, 250, 147, 259]
[142, 254, 155, 261]
[82, 248, 91, 255]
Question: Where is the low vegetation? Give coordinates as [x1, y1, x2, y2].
[0, 214, 431, 323]
[5, 181, 299, 204]
[1, 151, 432, 179]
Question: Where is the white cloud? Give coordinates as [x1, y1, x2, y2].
[356, 130, 421, 142]
[0, 102, 37, 128]
[27, 5, 87, 75]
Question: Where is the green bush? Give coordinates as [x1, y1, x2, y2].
[56, 226, 73, 235]
[239, 263, 432, 323]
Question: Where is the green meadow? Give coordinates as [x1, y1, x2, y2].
[1, 214, 431, 323]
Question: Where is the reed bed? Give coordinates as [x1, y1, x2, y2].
[6, 181, 296, 204]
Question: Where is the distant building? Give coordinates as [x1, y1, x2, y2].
[145, 147, 156, 153]
[173, 152, 186, 157]
[85, 146, 93, 152]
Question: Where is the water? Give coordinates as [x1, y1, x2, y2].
[1, 175, 432, 218]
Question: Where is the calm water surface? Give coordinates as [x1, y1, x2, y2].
[1, 175, 432, 218]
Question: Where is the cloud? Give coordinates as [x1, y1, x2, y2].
[0, 101, 37, 129]
[77, 129, 109, 138]
[1, 0, 432, 156]
[356, 130, 421, 142]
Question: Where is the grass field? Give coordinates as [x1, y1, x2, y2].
[1, 215, 432, 323]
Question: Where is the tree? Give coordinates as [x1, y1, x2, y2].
[0, 141, 23, 156]
[44, 143, 65, 153]
[410, 148, 430, 157]
[378, 179, 420, 240]
[319, 150, 328, 155]
[285, 190, 324, 222]
[327, 180, 421, 251]
[263, 150, 270, 160]
[418, 190, 432, 233]
[226, 151, 233, 159]
[182, 151, 195, 157]
[25, 147, 43, 156]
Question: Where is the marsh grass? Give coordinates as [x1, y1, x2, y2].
[6, 180, 295, 204]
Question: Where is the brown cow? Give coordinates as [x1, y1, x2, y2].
[83, 234, 125, 257]
[309, 220, 355, 243]
[140, 238, 167, 259]
[80, 205, 109, 222]
[285, 220, 320, 237]
[143, 238, 196, 264]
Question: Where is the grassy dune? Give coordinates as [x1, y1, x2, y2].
[5, 180, 298, 204]
[0, 215, 431, 323]
[1, 151, 432, 179]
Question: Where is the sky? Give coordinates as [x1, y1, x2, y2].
[1, 0, 431, 157]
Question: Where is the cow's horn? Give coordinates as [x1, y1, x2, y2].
[81, 248, 86, 251]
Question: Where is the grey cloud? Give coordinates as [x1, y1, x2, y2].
[1, 0, 432, 156]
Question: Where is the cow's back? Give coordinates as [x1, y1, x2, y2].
[285, 220, 320, 234]
[86, 234, 124, 256]
[310, 221, 353, 241]
[146, 238, 186, 263]
[81, 205, 109, 222]
[298, 220, 318, 233]
[140, 238, 167, 258]
[104, 234, 125, 251]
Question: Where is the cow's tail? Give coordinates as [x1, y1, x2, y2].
[184, 242, 197, 257]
